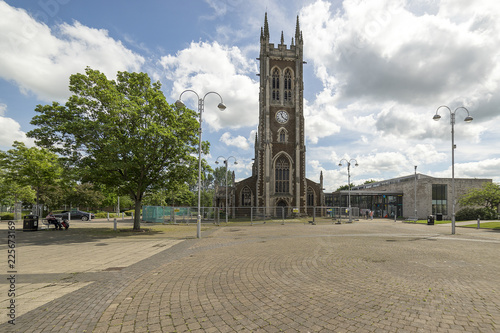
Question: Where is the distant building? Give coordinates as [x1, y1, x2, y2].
[332, 174, 491, 219]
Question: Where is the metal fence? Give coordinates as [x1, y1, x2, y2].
[142, 206, 360, 225]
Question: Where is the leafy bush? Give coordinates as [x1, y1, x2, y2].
[456, 207, 497, 221]
[94, 212, 120, 218]
[0, 213, 14, 220]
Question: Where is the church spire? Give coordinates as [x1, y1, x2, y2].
[295, 15, 300, 40]
[263, 12, 270, 41]
[280, 31, 284, 44]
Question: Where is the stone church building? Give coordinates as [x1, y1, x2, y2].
[234, 14, 324, 216]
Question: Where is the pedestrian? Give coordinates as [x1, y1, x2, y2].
[369, 210, 374, 220]
[46, 211, 63, 230]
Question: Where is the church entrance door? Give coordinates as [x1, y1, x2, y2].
[276, 200, 288, 218]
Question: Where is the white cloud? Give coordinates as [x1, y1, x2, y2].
[297, 0, 500, 189]
[161, 41, 259, 131]
[219, 132, 251, 150]
[429, 158, 500, 183]
[0, 117, 34, 149]
[0, 103, 34, 148]
[0, 2, 145, 102]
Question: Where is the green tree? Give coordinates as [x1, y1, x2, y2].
[336, 183, 355, 191]
[0, 169, 36, 207]
[459, 182, 500, 215]
[213, 166, 234, 187]
[28, 67, 201, 230]
[0, 141, 63, 215]
[66, 183, 106, 211]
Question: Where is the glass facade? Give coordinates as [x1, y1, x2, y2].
[432, 184, 447, 215]
[333, 192, 403, 218]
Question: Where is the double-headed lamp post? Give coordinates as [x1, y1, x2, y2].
[215, 156, 238, 224]
[176, 90, 226, 239]
[338, 159, 358, 223]
[433, 105, 473, 235]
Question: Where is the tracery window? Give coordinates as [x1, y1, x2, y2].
[307, 187, 315, 206]
[275, 157, 290, 193]
[242, 187, 252, 206]
[279, 129, 286, 142]
[283, 69, 293, 103]
[272, 68, 280, 102]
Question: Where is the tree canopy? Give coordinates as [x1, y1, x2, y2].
[0, 141, 63, 215]
[28, 67, 202, 229]
[459, 182, 500, 214]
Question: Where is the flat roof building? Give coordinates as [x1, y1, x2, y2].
[332, 174, 491, 220]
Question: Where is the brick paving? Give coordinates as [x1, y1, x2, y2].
[1, 220, 499, 332]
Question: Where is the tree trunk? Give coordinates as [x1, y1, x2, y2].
[133, 199, 141, 230]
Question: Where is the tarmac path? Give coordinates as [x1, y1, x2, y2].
[0, 219, 499, 332]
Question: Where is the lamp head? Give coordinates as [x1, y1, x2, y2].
[433, 114, 441, 121]
[355, 163, 359, 167]
[175, 100, 185, 108]
[464, 116, 473, 123]
[218, 102, 226, 111]
[234, 161, 238, 165]
[338, 163, 342, 167]
[215, 161, 219, 165]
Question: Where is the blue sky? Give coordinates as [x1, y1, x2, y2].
[1, 0, 499, 191]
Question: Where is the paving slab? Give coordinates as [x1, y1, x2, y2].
[0, 219, 498, 332]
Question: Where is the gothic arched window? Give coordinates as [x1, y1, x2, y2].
[275, 157, 290, 193]
[242, 187, 252, 206]
[307, 187, 315, 206]
[272, 68, 280, 102]
[278, 128, 286, 142]
[283, 69, 293, 104]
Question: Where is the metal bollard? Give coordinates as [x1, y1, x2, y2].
[477, 216, 480, 229]
[114, 218, 117, 231]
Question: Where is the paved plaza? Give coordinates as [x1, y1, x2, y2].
[0, 219, 499, 332]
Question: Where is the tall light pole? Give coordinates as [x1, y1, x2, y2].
[176, 90, 226, 239]
[433, 105, 473, 235]
[216, 156, 238, 224]
[414, 165, 417, 220]
[338, 158, 358, 223]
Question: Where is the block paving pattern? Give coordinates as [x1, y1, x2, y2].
[1, 221, 499, 332]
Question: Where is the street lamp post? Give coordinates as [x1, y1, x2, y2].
[216, 156, 238, 224]
[338, 159, 358, 223]
[433, 105, 473, 235]
[176, 90, 226, 239]
[414, 165, 417, 220]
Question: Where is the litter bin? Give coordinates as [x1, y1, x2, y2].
[427, 215, 435, 225]
[23, 215, 39, 231]
[436, 213, 443, 221]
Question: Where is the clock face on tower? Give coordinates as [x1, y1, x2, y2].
[276, 110, 289, 124]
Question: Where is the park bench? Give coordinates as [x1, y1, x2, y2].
[41, 217, 63, 230]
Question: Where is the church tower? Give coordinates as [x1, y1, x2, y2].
[235, 13, 323, 216]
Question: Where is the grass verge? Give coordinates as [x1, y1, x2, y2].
[460, 222, 500, 230]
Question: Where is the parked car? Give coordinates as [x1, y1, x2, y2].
[55, 210, 95, 221]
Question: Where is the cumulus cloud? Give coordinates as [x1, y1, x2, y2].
[161, 41, 259, 131]
[219, 132, 251, 150]
[297, 0, 500, 189]
[0, 2, 145, 102]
